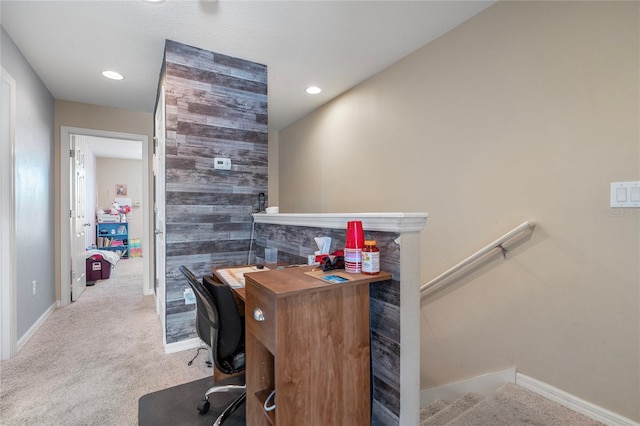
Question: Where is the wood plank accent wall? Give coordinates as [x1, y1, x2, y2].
[254, 223, 402, 425]
[161, 40, 268, 344]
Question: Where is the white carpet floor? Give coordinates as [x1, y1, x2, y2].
[0, 257, 212, 425]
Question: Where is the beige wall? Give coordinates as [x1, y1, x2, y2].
[54, 101, 153, 299]
[278, 2, 639, 421]
[96, 158, 144, 241]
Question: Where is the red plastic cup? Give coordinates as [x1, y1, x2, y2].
[345, 221, 364, 273]
[345, 221, 364, 249]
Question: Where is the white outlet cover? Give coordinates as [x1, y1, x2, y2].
[610, 181, 640, 208]
[183, 288, 196, 304]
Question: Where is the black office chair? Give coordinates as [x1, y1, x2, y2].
[179, 265, 246, 426]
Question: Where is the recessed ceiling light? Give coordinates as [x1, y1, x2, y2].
[101, 70, 124, 80]
[305, 86, 322, 95]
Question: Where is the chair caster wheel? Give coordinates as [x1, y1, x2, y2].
[197, 400, 210, 414]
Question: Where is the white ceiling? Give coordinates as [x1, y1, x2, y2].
[84, 136, 142, 160]
[1, 0, 494, 131]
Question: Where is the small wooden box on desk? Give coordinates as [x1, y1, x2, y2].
[244, 266, 391, 426]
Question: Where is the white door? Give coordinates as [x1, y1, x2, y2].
[70, 135, 88, 301]
[154, 87, 167, 339]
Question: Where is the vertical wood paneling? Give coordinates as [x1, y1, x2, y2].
[160, 40, 267, 344]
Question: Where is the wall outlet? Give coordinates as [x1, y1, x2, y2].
[32, 280, 37, 296]
[183, 288, 196, 305]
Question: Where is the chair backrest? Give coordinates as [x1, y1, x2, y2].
[178, 265, 244, 374]
[202, 275, 243, 359]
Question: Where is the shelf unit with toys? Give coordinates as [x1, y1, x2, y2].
[96, 222, 129, 259]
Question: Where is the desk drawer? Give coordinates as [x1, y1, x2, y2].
[245, 279, 276, 354]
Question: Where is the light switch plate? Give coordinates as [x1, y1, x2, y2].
[610, 181, 640, 208]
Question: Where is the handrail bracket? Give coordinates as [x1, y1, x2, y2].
[497, 244, 508, 260]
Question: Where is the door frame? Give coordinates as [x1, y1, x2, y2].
[154, 85, 167, 343]
[1, 67, 17, 360]
[59, 126, 151, 305]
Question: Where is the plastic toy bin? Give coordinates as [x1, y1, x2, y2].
[86, 255, 111, 283]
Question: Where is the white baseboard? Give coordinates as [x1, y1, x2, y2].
[164, 337, 202, 354]
[420, 367, 517, 407]
[516, 373, 639, 426]
[16, 301, 56, 352]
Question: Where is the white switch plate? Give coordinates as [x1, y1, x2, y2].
[213, 157, 231, 170]
[610, 181, 640, 208]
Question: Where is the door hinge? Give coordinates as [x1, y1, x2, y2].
[69, 149, 75, 158]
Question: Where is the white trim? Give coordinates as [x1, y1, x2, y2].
[420, 368, 517, 406]
[1, 67, 17, 360]
[516, 373, 639, 426]
[252, 212, 428, 233]
[60, 127, 151, 305]
[164, 337, 202, 354]
[399, 231, 423, 426]
[16, 302, 57, 352]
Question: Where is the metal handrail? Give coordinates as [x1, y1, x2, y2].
[420, 221, 536, 297]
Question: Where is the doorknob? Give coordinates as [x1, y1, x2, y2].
[84, 223, 91, 227]
[155, 229, 163, 235]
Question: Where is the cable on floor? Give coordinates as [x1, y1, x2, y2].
[187, 344, 212, 367]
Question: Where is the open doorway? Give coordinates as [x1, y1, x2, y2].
[60, 127, 151, 306]
[84, 136, 144, 290]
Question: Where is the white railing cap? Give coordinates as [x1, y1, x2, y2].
[252, 212, 428, 233]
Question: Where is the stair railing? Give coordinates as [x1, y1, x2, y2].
[420, 221, 536, 298]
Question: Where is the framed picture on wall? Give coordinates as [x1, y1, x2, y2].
[116, 184, 127, 196]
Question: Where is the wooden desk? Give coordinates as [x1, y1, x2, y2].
[242, 266, 391, 426]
